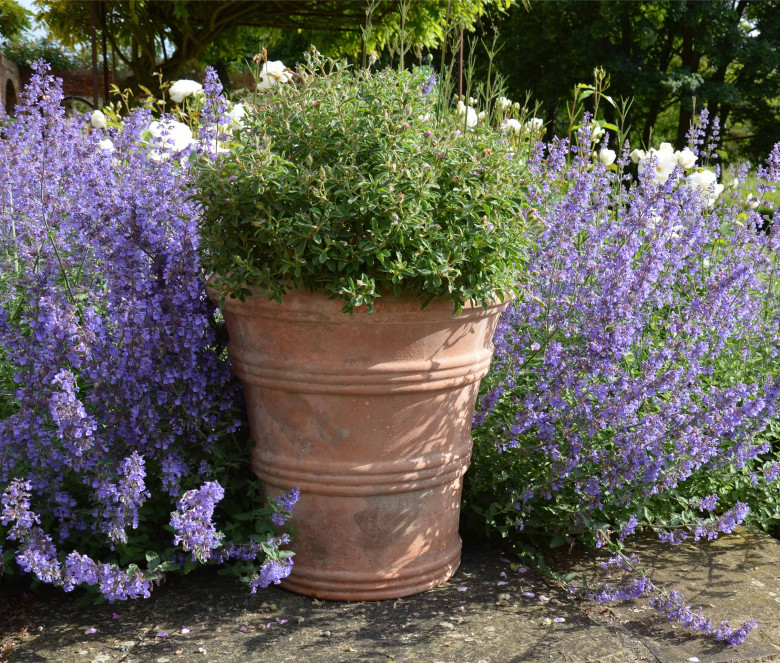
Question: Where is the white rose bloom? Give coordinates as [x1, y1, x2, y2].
[747, 193, 760, 210]
[90, 110, 108, 129]
[169, 79, 203, 103]
[525, 117, 544, 132]
[638, 143, 678, 184]
[501, 118, 522, 134]
[590, 124, 605, 142]
[675, 147, 697, 169]
[598, 148, 616, 166]
[688, 169, 723, 206]
[630, 148, 646, 164]
[228, 103, 246, 126]
[456, 100, 478, 128]
[98, 138, 115, 152]
[497, 96, 512, 111]
[257, 60, 292, 90]
[148, 119, 195, 154]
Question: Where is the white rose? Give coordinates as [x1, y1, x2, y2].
[228, 103, 246, 126]
[257, 60, 292, 90]
[675, 147, 697, 169]
[97, 138, 115, 152]
[456, 100, 478, 128]
[525, 117, 544, 132]
[148, 119, 195, 154]
[501, 118, 522, 134]
[747, 193, 760, 210]
[688, 169, 723, 206]
[169, 79, 203, 104]
[630, 149, 646, 164]
[638, 143, 678, 184]
[90, 110, 107, 129]
[497, 96, 512, 111]
[598, 149, 616, 166]
[590, 123, 605, 142]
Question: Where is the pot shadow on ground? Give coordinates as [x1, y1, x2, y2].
[3, 528, 771, 663]
[2, 543, 616, 663]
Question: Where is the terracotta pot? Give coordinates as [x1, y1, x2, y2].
[218, 287, 507, 601]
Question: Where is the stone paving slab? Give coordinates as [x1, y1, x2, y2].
[560, 529, 780, 663]
[3, 531, 780, 663]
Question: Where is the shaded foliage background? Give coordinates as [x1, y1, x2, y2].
[484, 0, 780, 161]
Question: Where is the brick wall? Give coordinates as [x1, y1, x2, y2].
[15, 67, 116, 109]
[0, 52, 21, 116]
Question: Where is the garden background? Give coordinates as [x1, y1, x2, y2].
[2, 0, 780, 657]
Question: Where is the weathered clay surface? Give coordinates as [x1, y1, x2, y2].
[220, 289, 506, 600]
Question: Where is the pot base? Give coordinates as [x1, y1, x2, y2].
[279, 539, 462, 601]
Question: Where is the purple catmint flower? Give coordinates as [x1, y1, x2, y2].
[249, 557, 293, 593]
[94, 453, 150, 547]
[271, 487, 300, 526]
[421, 73, 436, 95]
[0, 62, 250, 602]
[698, 494, 719, 512]
[170, 481, 225, 562]
[1, 479, 39, 540]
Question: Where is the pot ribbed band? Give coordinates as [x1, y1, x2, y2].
[253, 447, 472, 496]
[228, 349, 494, 394]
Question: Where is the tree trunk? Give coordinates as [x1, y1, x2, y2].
[675, 1, 702, 147]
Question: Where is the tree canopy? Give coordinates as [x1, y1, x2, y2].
[489, 0, 780, 159]
[0, 0, 31, 42]
[35, 0, 511, 90]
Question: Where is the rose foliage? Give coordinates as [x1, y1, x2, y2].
[0, 64, 297, 602]
[466, 113, 780, 645]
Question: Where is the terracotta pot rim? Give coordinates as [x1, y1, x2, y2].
[207, 277, 510, 320]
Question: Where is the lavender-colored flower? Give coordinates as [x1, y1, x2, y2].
[697, 494, 719, 512]
[0, 63, 251, 602]
[421, 72, 437, 95]
[249, 557, 293, 593]
[271, 487, 300, 526]
[170, 481, 225, 562]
